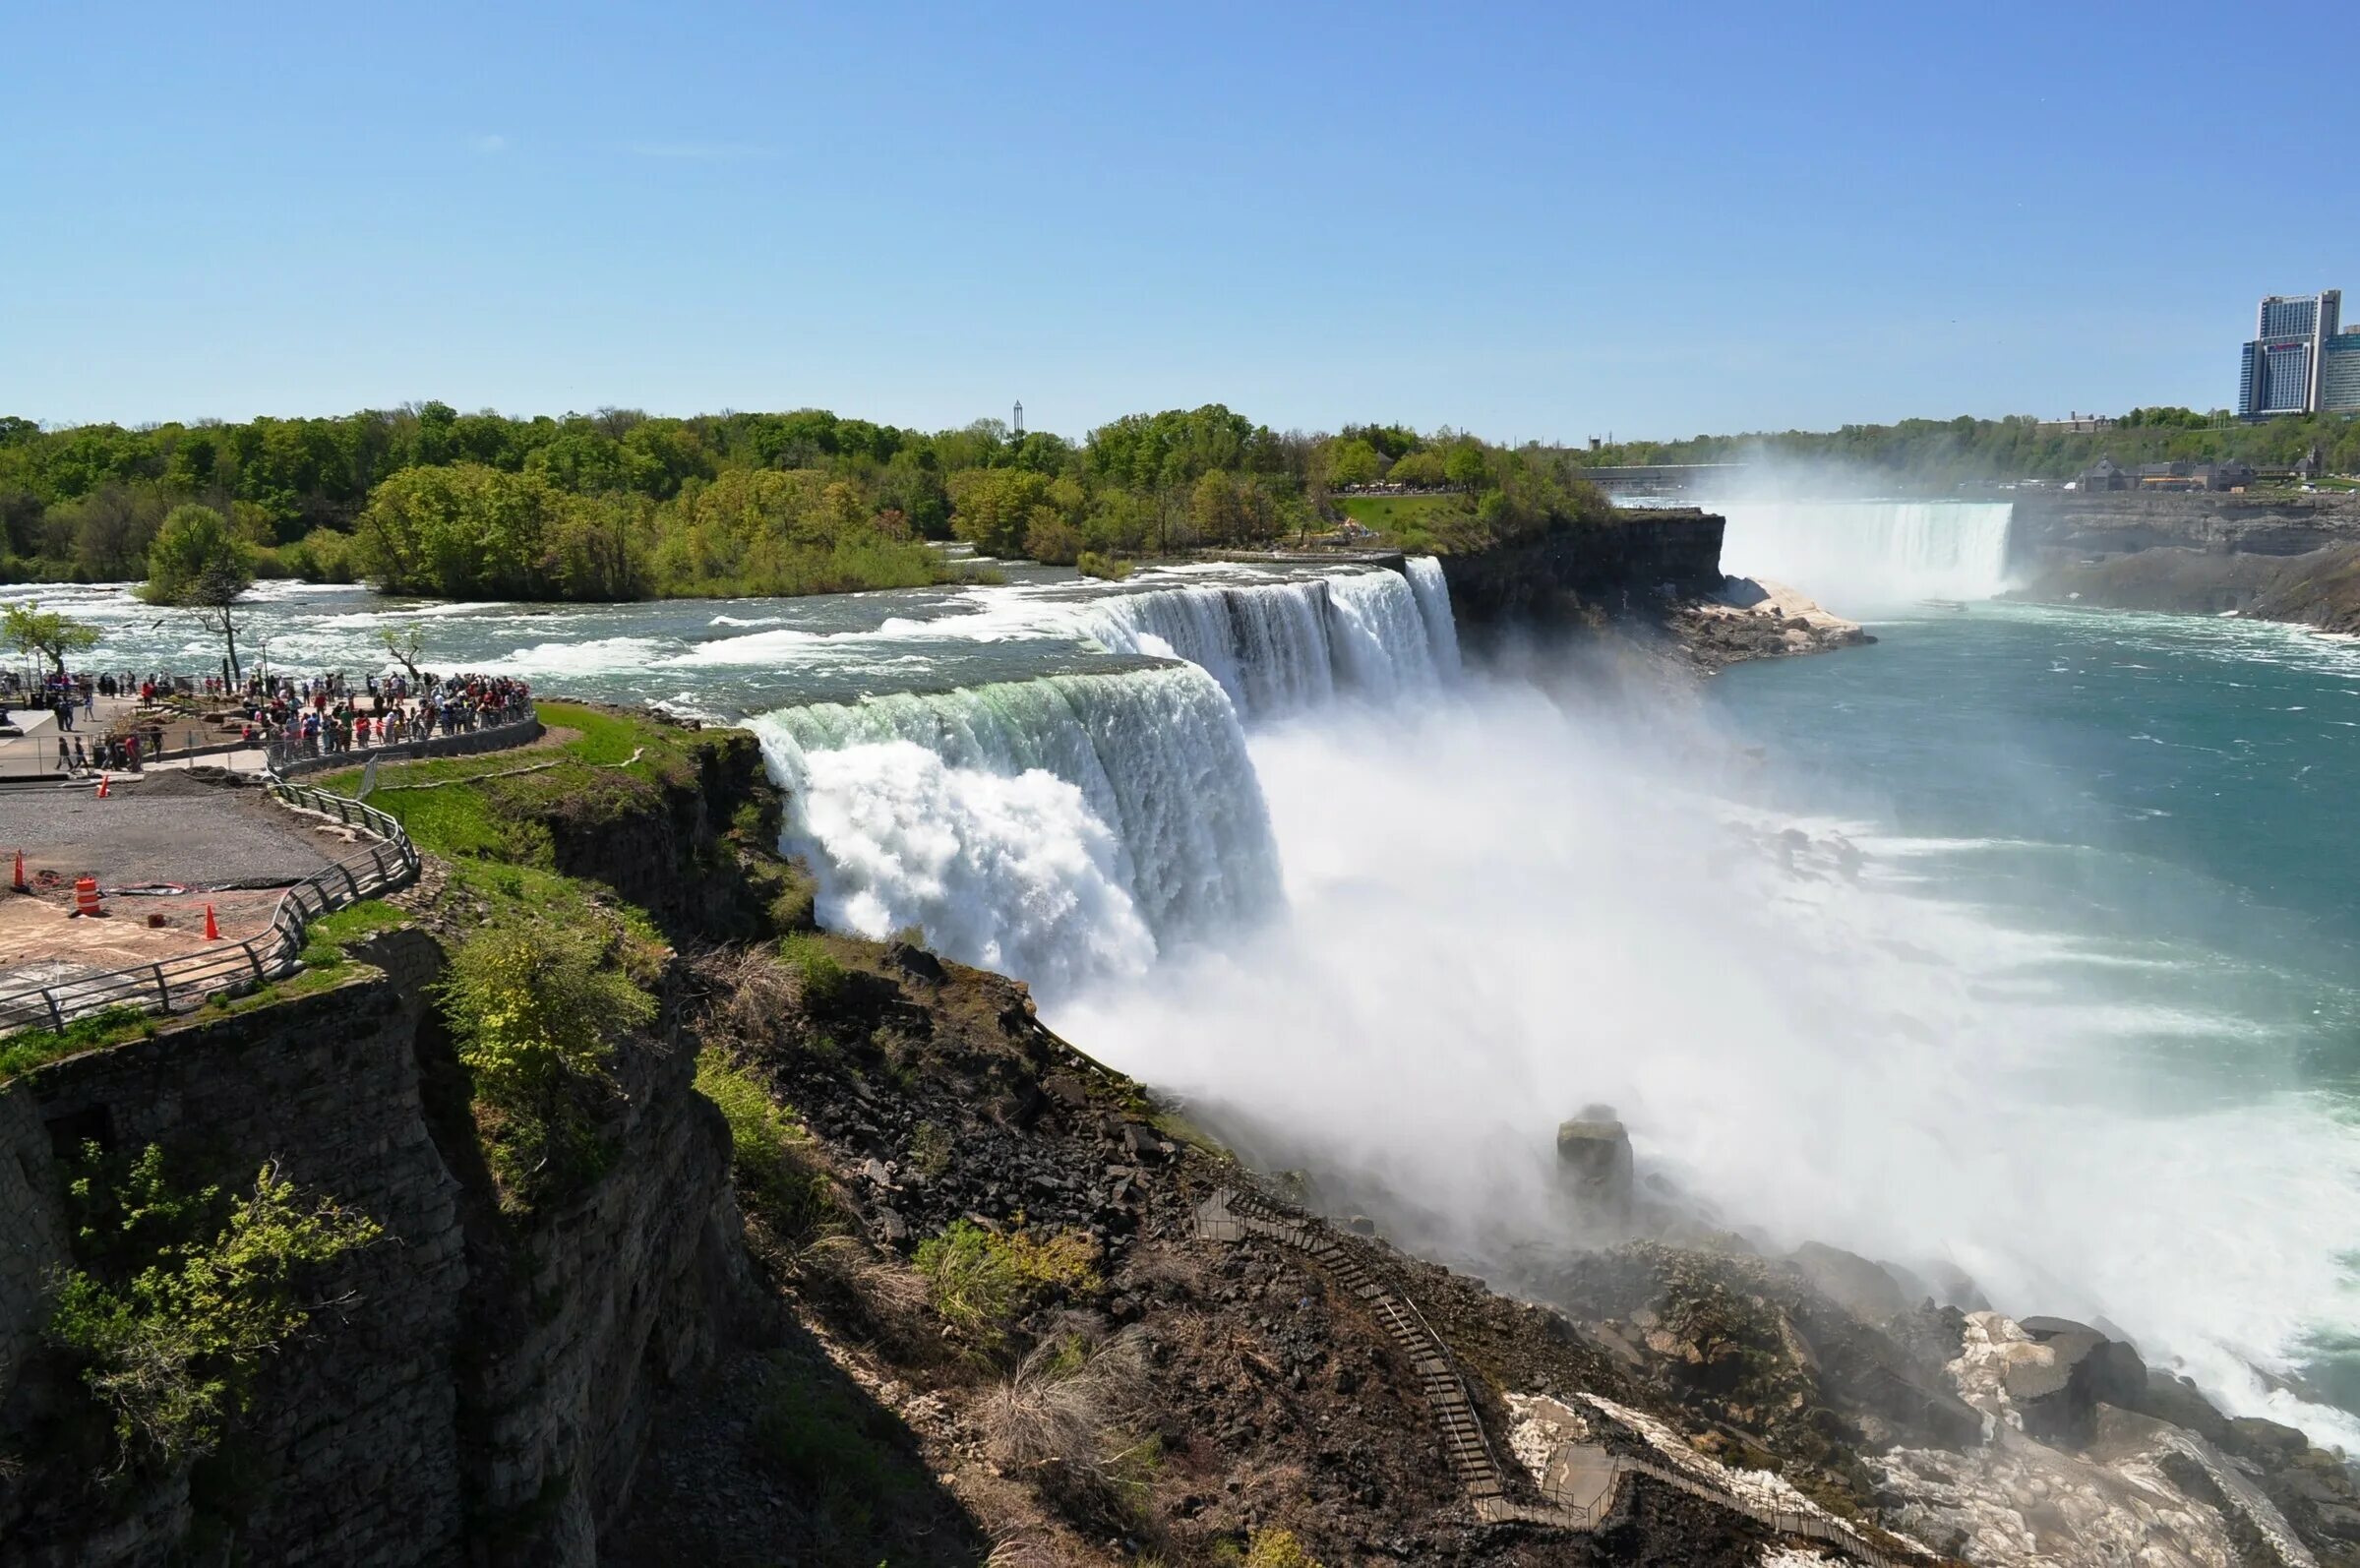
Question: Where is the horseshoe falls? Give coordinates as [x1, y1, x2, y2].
[1718, 500, 2017, 611]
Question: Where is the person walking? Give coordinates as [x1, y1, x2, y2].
[56, 736, 70, 773]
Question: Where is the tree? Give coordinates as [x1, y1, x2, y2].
[1324, 439, 1382, 488]
[379, 625, 427, 683]
[143, 505, 257, 680]
[1, 598, 101, 676]
[1443, 443, 1489, 492]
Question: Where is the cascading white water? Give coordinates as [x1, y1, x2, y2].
[748, 551, 2360, 1450]
[750, 664, 1283, 995]
[1071, 566, 1445, 719]
[1407, 556, 1463, 679]
[1719, 501, 2016, 611]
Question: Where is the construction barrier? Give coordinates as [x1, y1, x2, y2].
[0, 778, 420, 1034]
[71, 877, 101, 918]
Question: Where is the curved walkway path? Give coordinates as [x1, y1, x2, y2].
[1192, 1186, 1915, 1564]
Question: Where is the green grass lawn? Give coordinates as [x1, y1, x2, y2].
[1333, 493, 1482, 553]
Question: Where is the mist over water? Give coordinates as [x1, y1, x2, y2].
[756, 556, 2360, 1451]
[30, 546, 2354, 1448]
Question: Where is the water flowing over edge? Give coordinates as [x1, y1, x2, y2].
[1718, 500, 2017, 611]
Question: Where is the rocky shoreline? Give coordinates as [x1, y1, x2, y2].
[2009, 491, 2360, 634]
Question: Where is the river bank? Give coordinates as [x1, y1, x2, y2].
[2007, 490, 2360, 633]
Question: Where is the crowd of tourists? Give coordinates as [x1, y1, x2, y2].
[254, 672, 533, 762]
[1, 663, 532, 776]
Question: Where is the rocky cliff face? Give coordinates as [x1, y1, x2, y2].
[0, 916, 750, 1566]
[2008, 491, 2360, 633]
[1437, 511, 1726, 650]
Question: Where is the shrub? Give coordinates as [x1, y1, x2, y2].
[436, 922, 654, 1105]
[907, 1119, 955, 1179]
[1075, 551, 1131, 581]
[913, 1221, 1100, 1342]
[436, 922, 655, 1207]
[47, 1151, 380, 1467]
[1245, 1530, 1326, 1568]
[778, 933, 851, 1011]
[694, 1049, 840, 1242]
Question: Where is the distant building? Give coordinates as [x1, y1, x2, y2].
[2130, 460, 2255, 492]
[2039, 412, 2118, 434]
[2077, 455, 2130, 491]
[2239, 289, 2342, 418]
[2321, 328, 2360, 414]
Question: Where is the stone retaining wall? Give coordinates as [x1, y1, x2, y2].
[272, 713, 543, 777]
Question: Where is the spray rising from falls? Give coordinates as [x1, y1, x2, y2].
[747, 564, 1463, 992]
[751, 664, 1285, 995]
[1719, 500, 2017, 611]
[750, 552, 2360, 1449]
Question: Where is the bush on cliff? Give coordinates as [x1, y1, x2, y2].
[694, 1048, 841, 1246]
[913, 1220, 1100, 1345]
[435, 921, 657, 1209]
[46, 1145, 381, 1468]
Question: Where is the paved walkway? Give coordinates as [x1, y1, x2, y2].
[0, 773, 361, 994]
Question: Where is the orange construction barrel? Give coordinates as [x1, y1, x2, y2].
[72, 876, 102, 917]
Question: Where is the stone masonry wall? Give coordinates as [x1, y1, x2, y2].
[0, 925, 743, 1567]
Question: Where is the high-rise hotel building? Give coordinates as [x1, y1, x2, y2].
[2239, 289, 2358, 417]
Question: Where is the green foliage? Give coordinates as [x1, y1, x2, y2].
[1324, 438, 1383, 488]
[1578, 409, 2360, 484]
[436, 921, 656, 1207]
[1075, 550, 1131, 581]
[694, 1049, 841, 1241]
[751, 1352, 921, 1551]
[778, 933, 851, 1011]
[304, 899, 408, 947]
[47, 1149, 381, 1468]
[0, 1004, 150, 1081]
[141, 504, 255, 608]
[1244, 1529, 1327, 1568]
[436, 922, 654, 1105]
[912, 1220, 1100, 1341]
[906, 1119, 955, 1178]
[0, 597, 101, 674]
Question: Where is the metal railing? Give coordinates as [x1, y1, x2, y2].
[0, 778, 421, 1037]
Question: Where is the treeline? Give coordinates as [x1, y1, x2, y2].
[1575, 409, 2360, 483]
[0, 403, 1609, 600]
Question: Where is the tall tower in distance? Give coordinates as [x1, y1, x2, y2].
[1012, 400, 1025, 439]
[2240, 290, 2341, 419]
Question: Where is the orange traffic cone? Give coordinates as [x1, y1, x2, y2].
[204, 904, 220, 941]
[11, 850, 23, 893]
[93, 773, 109, 799]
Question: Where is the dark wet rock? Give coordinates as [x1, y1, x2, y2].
[2008, 1317, 2148, 1448]
[1556, 1106, 1634, 1229]
[1786, 1241, 1908, 1327]
[888, 939, 944, 981]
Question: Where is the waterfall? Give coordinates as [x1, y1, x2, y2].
[1070, 565, 1449, 719]
[1718, 501, 2016, 611]
[1407, 556, 1463, 679]
[751, 664, 1284, 995]
[748, 560, 1461, 993]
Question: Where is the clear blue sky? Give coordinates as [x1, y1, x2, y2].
[5, 0, 2353, 442]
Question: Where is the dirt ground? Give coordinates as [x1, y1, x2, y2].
[0, 772, 363, 989]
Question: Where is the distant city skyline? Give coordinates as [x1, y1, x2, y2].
[3, 1, 2355, 441]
